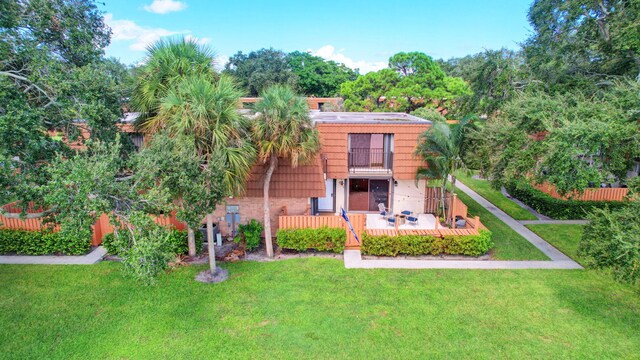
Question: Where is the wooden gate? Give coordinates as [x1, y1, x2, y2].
[424, 187, 450, 215]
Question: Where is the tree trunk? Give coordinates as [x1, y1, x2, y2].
[263, 155, 278, 258]
[187, 227, 196, 257]
[206, 213, 216, 273]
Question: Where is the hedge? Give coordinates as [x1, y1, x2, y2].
[276, 227, 346, 253]
[0, 229, 90, 255]
[505, 181, 627, 220]
[362, 230, 493, 257]
[103, 229, 204, 256]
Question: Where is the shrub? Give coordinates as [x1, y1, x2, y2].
[103, 228, 203, 256]
[579, 203, 640, 287]
[276, 227, 346, 253]
[235, 219, 263, 250]
[121, 226, 175, 286]
[362, 230, 493, 257]
[505, 181, 627, 219]
[0, 229, 90, 255]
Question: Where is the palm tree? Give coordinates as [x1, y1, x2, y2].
[131, 38, 255, 267]
[253, 85, 320, 257]
[155, 75, 256, 195]
[131, 38, 216, 130]
[415, 117, 475, 224]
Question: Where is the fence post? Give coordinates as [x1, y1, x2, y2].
[450, 193, 457, 229]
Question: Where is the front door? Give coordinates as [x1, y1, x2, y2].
[317, 179, 335, 212]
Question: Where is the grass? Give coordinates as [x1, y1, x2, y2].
[454, 189, 548, 260]
[1, 260, 639, 359]
[527, 224, 586, 264]
[455, 171, 537, 220]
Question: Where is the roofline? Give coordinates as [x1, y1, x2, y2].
[311, 112, 432, 125]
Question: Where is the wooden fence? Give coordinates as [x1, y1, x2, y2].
[534, 182, 629, 202]
[424, 188, 467, 226]
[279, 212, 484, 249]
[1, 203, 187, 247]
[278, 214, 366, 248]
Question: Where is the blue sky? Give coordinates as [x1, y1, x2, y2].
[102, 0, 534, 72]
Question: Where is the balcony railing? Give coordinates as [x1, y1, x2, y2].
[348, 148, 393, 172]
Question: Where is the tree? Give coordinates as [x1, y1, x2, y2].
[475, 85, 640, 194]
[133, 38, 256, 258]
[223, 48, 298, 96]
[415, 118, 475, 222]
[131, 38, 217, 126]
[151, 74, 256, 196]
[287, 51, 358, 97]
[440, 49, 529, 116]
[524, 0, 640, 91]
[134, 133, 226, 272]
[252, 85, 320, 257]
[0, 0, 131, 212]
[341, 52, 471, 113]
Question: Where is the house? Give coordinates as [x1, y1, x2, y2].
[51, 102, 437, 239]
[210, 111, 433, 237]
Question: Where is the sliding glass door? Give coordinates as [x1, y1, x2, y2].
[348, 178, 390, 212]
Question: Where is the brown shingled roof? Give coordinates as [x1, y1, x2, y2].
[243, 156, 325, 198]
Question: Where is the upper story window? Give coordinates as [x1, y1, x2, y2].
[348, 133, 393, 173]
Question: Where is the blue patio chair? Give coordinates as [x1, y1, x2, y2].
[402, 210, 418, 226]
[387, 216, 396, 227]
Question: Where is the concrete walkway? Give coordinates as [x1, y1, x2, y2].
[519, 220, 589, 225]
[344, 250, 582, 269]
[0, 246, 106, 265]
[455, 181, 578, 263]
[343, 180, 583, 270]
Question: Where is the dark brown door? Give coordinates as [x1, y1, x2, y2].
[348, 179, 369, 211]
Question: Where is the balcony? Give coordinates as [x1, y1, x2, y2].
[348, 148, 393, 175]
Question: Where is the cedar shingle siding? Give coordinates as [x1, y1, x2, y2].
[317, 123, 430, 180]
[243, 157, 326, 198]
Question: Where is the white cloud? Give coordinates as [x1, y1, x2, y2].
[310, 45, 387, 74]
[104, 13, 188, 51]
[143, 0, 187, 14]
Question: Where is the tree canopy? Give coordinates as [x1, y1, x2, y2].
[287, 51, 358, 97]
[0, 0, 131, 210]
[223, 48, 297, 97]
[341, 52, 471, 113]
[524, 0, 640, 91]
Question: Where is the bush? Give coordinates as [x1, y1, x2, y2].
[235, 219, 263, 250]
[579, 203, 640, 287]
[505, 181, 627, 219]
[276, 227, 346, 253]
[0, 229, 90, 255]
[103, 228, 203, 256]
[362, 230, 493, 257]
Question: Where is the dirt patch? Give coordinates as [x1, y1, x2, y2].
[195, 267, 229, 283]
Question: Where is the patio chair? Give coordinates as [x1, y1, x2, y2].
[378, 203, 391, 219]
[455, 215, 466, 228]
[386, 216, 396, 227]
[401, 210, 418, 226]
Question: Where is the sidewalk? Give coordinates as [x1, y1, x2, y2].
[0, 246, 106, 265]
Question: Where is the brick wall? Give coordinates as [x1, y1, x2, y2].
[211, 197, 310, 237]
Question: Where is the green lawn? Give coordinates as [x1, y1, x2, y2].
[1, 260, 639, 359]
[454, 189, 548, 260]
[456, 172, 537, 221]
[527, 224, 586, 264]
